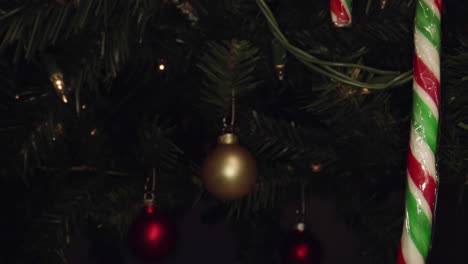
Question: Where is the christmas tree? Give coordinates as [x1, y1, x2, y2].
[1, 0, 466, 263]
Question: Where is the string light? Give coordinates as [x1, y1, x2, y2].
[157, 59, 167, 72]
[55, 80, 63, 88]
[272, 39, 287, 80]
[310, 163, 322, 173]
[81, 104, 87, 110]
[90, 128, 97, 136]
[275, 65, 286, 80]
[381, 0, 388, 9]
[50, 73, 69, 103]
[14, 94, 20, 100]
[362, 88, 370, 94]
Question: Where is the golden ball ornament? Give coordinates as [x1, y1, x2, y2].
[202, 133, 257, 200]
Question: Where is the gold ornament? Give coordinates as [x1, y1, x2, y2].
[202, 133, 257, 200]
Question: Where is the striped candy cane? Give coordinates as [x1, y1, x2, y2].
[398, 0, 442, 263]
[330, 0, 352, 27]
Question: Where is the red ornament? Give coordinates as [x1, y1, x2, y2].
[128, 205, 176, 261]
[282, 229, 321, 264]
[295, 244, 309, 259]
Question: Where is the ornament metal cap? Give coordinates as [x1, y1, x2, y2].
[218, 133, 239, 145]
[144, 194, 155, 207]
[296, 222, 306, 232]
[275, 64, 286, 80]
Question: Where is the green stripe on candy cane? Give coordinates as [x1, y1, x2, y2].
[411, 92, 439, 154]
[405, 188, 432, 259]
[343, 0, 352, 12]
[415, 1, 441, 52]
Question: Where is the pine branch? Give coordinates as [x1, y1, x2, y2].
[227, 167, 301, 218]
[38, 165, 129, 176]
[138, 116, 184, 171]
[197, 40, 261, 118]
[225, 111, 335, 217]
[242, 110, 331, 163]
[0, 0, 169, 90]
[439, 39, 468, 178]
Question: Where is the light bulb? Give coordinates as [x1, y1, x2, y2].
[50, 73, 69, 103]
[310, 163, 322, 173]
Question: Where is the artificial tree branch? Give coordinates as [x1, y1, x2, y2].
[39, 165, 129, 176]
[256, 0, 414, 90]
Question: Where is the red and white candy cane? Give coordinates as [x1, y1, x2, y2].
[398, 0, 442, 263]
[330, 0, 352, 27]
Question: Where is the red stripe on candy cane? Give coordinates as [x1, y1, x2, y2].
[414, 55, 440, 107]
[330, 0, 350, 22]
[434, 0, 442, 13]
[397, 244, 407, 264]
[407, 149, 437, 210]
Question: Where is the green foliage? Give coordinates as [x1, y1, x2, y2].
[440, 40, 468, 185]
[243, 110, 335, 165]
[197, 40, 261, 119]
[138, 116, 184, 171]
[0, 0, 164, 59]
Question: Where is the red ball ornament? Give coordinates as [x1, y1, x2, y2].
[282, 227, 321, 264]
[128, 205, 176, 261]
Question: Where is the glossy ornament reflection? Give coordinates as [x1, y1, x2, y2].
[282, 224, 321, 264]
[202, 133, 257, 200]
[127, 205, 176, 261]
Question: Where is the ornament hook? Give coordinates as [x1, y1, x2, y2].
[144, 168, 157, 205]
[301, 182, 306, 216]
[295, 181, 307, 232]
[223, 88, 236, 133]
